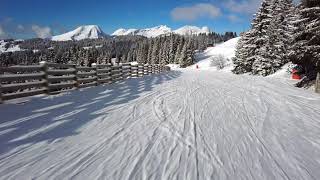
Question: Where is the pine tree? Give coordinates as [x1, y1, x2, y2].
[250, 0, 274, 76]
[233, 0, 294, 76]
[290, 0, 320, 81]
[151, 38, 159, 64]
[232, 31, 253, 74]
[174, 37, 184, 64]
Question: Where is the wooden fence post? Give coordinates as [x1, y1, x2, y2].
[39, 61, 49, 94]
[131, 64, 138, 78]
[73, 64, 79, 89]
[127, 63, 132, 79]
[91, 63, 99, 86]
[0, 84, 3, 104]
[151, 64, 155, 74]
[144, 64, 148, 75]
[0, 68, 2, 104]
[316, 71, 320, 94]
[119, 64, 123, 80]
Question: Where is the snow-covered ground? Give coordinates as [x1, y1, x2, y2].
[0, 37, 319, 179]
[0, 68, 320, 179]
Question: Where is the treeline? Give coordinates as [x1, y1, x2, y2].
[233, 0, 319, 82]
[0, 32, 237, 67]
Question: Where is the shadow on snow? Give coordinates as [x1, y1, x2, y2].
[0, 71, 182, 155]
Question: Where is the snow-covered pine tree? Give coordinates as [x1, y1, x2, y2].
[250, 0, 275, 76]
[233, 0, 273, 75]
[251, 0, 296, 76]
[146, 40, 153, 64]
[179, 39, 188, 68]
[151, 38, 159, 64]
[168, 35, 177, 64]
[232, 31, 253, 74]
[185, 38, 195, 67]
[174, 37, 184, 64]
[290, 0, 320, 82]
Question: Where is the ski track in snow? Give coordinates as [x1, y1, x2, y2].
[0, 70, 320, 180]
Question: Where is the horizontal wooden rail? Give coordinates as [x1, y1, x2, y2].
[0, 62, 170, 103]
[0, 72, 45, 82]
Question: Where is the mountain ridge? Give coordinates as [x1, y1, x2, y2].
[112, 25, 211, 37]
[51, 25, 213, 41]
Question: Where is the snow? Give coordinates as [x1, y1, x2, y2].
[174, 26, 211, 36]
[83, 45, 103, 50]
[112, 25, 172, 38]
[112, 25, 212, 38]
[51, 25, 108, 41]
[111, 28, 138, 36]
[166, 64, 180, 70]
[267, 63, 292, 79]
[0, 69, 320, 179]
[0, 40, 24, 54]
[191, 37, 240, 71]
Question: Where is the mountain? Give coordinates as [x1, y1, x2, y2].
[112, 25, 172, 38]
[112, 28, 138, 36]
[112, 25, 212, 38]
[173, 26, 211, 36]
[52, 25, 108, 41]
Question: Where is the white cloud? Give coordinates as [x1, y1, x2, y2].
[225, 0, 262, 15]
[228, 15, 242, 22]
[225, 0, 300, 15]
[31, 25, 52, 39]
[17, 24, 24, 31]
[171, 3, 221, 21]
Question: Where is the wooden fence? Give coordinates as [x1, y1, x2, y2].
[316, 72, 320, 94]
[0, 62, 170, 103]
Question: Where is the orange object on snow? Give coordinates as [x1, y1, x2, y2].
[292, 69, 301, 80]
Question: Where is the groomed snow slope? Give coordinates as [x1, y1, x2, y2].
[0, 70, 320, 180]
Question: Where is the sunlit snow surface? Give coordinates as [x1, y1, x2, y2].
[0, 38, 320, 179]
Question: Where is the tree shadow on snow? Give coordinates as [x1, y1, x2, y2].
[0, 71, 181, 155]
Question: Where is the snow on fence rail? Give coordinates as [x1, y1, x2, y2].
[0, 62, 170, 103]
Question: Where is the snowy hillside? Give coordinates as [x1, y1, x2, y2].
[112, 25, 212, 37]
[174, 26, 211, 36]
[112, 25, 172, 38]
[191, 37, 240, 70]
[52, 25, 108, 41]
[0, 40, 24, 54]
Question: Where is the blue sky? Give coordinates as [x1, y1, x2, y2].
[0, 0, 269, 39]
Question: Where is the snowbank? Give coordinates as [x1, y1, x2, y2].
[166, 64, 180, 70]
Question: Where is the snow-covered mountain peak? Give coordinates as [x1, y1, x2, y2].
[52, 25, 108, 41]
[112, 25, 212, 38]
[111, 28, 138, 36]
[112, 25, 172, 38]
[174, 26, 211, 36]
